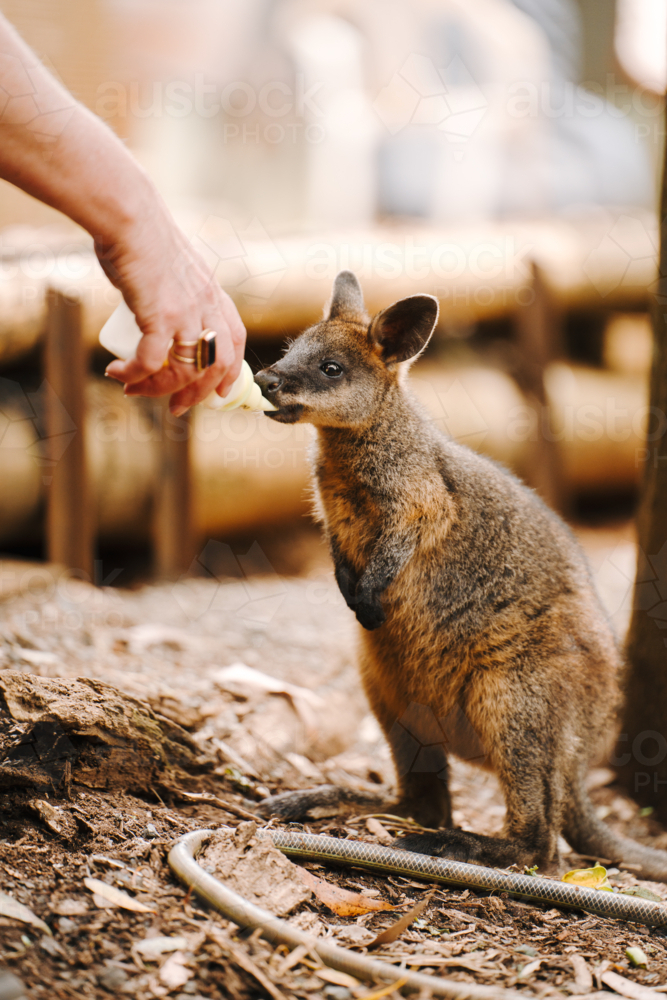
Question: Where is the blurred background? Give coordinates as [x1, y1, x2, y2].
[0, 0, 665, 593]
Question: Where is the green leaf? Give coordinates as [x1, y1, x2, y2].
[626, 946, 648, 968]
[621, 886, 663, 902]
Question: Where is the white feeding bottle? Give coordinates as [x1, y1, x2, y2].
[99, 300, 276, 412]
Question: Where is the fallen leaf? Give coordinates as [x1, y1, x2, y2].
[601, 970, 660, 1000]
[159, 951, 193, 990]
[314, 968, 360, 988]
[368, 888, 436, 947]
[518, 958, 543, 979]
[366, 817, 393, 844]
[83, 877, 155, 913]
[276, 943, 309, 977]
[570, 954, 593, 993]
[135, 936, 189, 959]
[621, 886, 663, 902]
[329, 924, 376, 946]
[213, 663, 323, 707]
[227, 941, 286, 1000]
[0, 890, 51, 936]
[27, 799, 77, 839]
[53, 899, 88, 916]
[356, 977, 408, 999]
[296, 866, 394, 917]
[562, 865, 612, 891]
[626, 946, 649, 969]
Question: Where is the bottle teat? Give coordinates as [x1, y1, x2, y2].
[99, 301, 276, 412]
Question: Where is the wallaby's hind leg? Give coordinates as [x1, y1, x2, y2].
[384, 707, 452, 829]
[396, 709, 563, 870]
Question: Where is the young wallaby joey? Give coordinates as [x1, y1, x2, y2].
[254, 271, 667, 879]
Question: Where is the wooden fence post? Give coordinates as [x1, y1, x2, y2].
[152, 403, 193, 578]
[44, 288, 94, 578]
[513, 262, 565, 511]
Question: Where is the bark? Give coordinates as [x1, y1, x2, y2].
[0, 671, 204, 795]
[617, 113, 667, 820]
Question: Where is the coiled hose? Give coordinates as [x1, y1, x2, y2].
[168, 828, 667, 998]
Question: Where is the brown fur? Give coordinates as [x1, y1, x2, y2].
[255, 271, 667, 879]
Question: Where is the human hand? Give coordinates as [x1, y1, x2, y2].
[100, 197, 246, 415]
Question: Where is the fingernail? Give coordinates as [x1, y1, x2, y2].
[170, 405, 187, 417]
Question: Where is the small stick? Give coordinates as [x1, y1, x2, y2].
[179, 790, 258, 822]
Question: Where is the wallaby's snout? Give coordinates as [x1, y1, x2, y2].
[254, 270, 439, 429]
[254, 368, 283, 396]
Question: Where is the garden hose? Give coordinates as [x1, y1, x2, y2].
[168, 828, 667, 999]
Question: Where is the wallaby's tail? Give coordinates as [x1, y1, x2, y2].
[563, 775, 667, 882]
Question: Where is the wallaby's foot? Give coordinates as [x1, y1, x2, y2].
[255, 785, 388, 822]
[394, 829, 545, 869]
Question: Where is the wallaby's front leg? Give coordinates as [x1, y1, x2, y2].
[330, 535, 360, 612]
[351, 525, 418, 631]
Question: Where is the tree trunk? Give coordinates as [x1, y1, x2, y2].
[617, 114, 667, 820]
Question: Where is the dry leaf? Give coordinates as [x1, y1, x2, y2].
[0, 890, 51, 936]
[226, 940, 286, 1000]
[570, 954, 593, 993]
[601, 970, 660, 1000]
[159, 951, 193, 990]
[368, 887, 436, 947]
[83, 877, 155, 913]
[518, 959, 543, 979]
[621, 886, 663, 902]
[295, 866, 394, 917]
[314, 968, 360, 988]
[135, 936, 189, 959]
[365, 817, 393, 844]
[360, 980, 409, 1000]
[53, 898, 88, 917]
[562, 865, 612, 891]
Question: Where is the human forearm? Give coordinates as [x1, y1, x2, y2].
[0, 18, 149, 241]
[0, 15, 246, 410]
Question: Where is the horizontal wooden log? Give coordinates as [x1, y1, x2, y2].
[0, 363, 649, 549]
[0, 212, 656, 365]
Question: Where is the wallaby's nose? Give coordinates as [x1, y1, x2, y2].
[255, 368, 283, 395]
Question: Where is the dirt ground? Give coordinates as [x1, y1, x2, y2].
[2, 520, 667, 999]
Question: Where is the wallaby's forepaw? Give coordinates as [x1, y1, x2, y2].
[394, 829, 525, 868]
[335, 563, 359, 611]
[356, 597, 386, 630]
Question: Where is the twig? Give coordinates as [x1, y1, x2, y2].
[207, 927, 286, 1000]
[179, 790, 258, 822]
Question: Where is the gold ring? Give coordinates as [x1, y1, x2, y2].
[169, 345, 196, 365]
[168, 330, 217, 371]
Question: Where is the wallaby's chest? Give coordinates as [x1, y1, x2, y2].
[316, 466, 384, 562]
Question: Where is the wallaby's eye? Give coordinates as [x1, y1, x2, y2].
[320, 361, 343, 378]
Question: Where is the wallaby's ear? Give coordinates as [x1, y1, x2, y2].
[368, 295, 439, 364]
[327, 270, 365, 320]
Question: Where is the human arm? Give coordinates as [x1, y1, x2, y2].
[0, 16, 245, 412]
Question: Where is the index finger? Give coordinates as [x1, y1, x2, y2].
[105, 329, 172, 385]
